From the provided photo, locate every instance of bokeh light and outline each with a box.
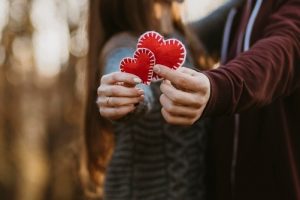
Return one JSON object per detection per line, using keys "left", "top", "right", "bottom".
{"left": 185, "top": 0, "right": 227, "bottom": 22}
{"left": 31, "top": 0, "right": 70, "bottom": 77}
{"left": 0, "top": 0, "right": 9, "bottom": 41}
{"left": 0, "top": 0, "right": 224, "bottom": 199}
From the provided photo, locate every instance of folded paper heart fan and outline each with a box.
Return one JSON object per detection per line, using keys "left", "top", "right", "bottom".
{"left": 120, "top": 48, "right": 155, "bottom": 85}
{"left": 137, "top": 31, "right": 186, "bottom": 80}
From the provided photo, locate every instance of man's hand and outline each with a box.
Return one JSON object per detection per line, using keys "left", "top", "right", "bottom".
{"left": 154, "top": 64, "right": 211, "bottom": 125}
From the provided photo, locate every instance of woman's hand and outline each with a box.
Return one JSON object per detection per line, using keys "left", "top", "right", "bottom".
{"left": 154, "top": 65, "right": 211, "bottom": 126}
{"left": 97, "top": 72, "right": 144, "bottom": 120}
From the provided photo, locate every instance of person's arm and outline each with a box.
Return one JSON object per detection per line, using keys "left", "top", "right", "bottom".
{"left": 203, "top": 0, "right": 300, "bottom": 117}
{"left": 153, "top": 0, "right": 300, "bottom": 125}
{"left": 189, "top": 0, "right": 244, "bottom": 56}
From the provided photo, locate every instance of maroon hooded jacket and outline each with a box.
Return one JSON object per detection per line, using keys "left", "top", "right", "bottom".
{"left": 196, "top": 0, "right": 300, "bottom": 199}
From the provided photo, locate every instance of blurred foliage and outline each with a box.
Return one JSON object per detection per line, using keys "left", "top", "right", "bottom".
{"left": 0, "top": 0, "right": 225, "bottom": 200}
{"left": 0, "top": 0, "right": 88, "bottom": 199}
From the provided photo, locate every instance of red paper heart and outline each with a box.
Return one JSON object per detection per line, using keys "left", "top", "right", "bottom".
{"left": 120, "top": 48, "right": 155, "bottom": 85}
{"left": 137, "top": 31, "right": 186, "bottom": 79}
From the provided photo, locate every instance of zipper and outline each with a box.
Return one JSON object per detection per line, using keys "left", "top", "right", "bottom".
{"left": 220, "top": 5, "right": 239, "bottom": 197}
{"left": 231, "top": 114, "right": 240, "bottom": 197}
{"left": 230, "top": 0, "right": 263, "bottom": 198}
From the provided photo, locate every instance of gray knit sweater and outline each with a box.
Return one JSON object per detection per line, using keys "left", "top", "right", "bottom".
{"left": 102, "top": 33, "right": 207, "bottom": 200}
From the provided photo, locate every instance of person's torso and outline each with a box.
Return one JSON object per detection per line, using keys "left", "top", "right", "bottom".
{"left": 103, "top": 31, "right": 208, "bottom": 200}
{"left": 208, "top": 1, "right": 300, "bottom": 200}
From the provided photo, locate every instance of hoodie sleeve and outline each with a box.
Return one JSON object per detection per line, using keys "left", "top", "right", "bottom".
{"left": 203, "top": 0, "right": 300, "bottom": 117}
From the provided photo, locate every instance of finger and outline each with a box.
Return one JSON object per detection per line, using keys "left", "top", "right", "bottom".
{"left": 173, "top": 67, "right": 197, "bottom": 90}
{"left": 115, "top": 82, "right": 137, "bottom": 88}
{"left": 98, "top": 85, "right": 144, "bottom": 97}
{"left": 159, "top": 94, "right": 198, "bottom": 118}
{"left": 171, "top": 70, "right": 209, "bottom": 93}
{"left": 101, "top": 72, "right": 142, "bottom": 85}
{"left": 99, "top": 105, "right": 135, "bottom": 120}
{"left": 160, "top": 81, "right": 201, "bottom": 107}
{"left": 177, "top": 67, "right": 199, "bottom": 76}
{"left": 161, "top": 108, "right": 195, "bottom": 126}
{"left": 154, "top": 65, "right": 200, "bottom": 91}
{"left": 97, "top": 96, "right": 144, "bottom": 107}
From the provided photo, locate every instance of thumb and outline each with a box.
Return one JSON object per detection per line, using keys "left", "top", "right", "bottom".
{"left": 154, "top": 64, "right": 204, "bottom": 92}
{"left": 153, "top": 64, "right": 183, "bottom": 83}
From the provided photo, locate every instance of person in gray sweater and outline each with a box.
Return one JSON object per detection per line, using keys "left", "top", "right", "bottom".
{"left": 84, "top": 0, "right": 209, "bottom": 199}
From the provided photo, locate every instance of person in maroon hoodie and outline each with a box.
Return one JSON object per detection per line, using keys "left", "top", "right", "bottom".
{"left": 153, "top": 0, "right": 300, "bottom": 199}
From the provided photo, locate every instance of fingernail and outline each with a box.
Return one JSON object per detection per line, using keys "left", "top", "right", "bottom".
{"left": 137, "top": 88, "right": 144, "bottom": 95}
{"left": 133, "top": 77, "right": 142, "bottom": 84}
{"left": 153, "top": 65, "right": 160, "bottom": 73}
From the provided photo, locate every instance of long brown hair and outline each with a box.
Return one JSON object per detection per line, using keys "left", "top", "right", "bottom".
{"left": 85, "top": 0, "right": 158, "bottom": 186}
{"left": 84, "top": 0, "right": 206, "bottom": 188}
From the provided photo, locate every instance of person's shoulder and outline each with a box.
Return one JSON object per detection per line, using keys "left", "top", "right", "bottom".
{"left": 101, "top": 32, "right": 137, "bottom": 58}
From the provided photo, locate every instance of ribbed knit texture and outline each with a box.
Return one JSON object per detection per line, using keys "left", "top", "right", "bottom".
{"left": 104, "top": 83, "right": 207, "bottom": 200}
{"left": 102, "top": 32, "right": 207, "bottom": 200}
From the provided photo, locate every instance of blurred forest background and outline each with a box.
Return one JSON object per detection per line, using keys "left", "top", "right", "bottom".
{"left": 0, "top": 0, "right": 224, "bottom": 200}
